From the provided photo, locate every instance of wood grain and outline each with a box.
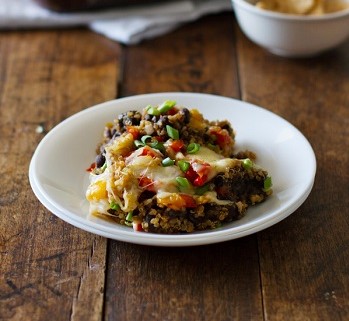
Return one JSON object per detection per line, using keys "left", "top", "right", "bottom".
{"left": 1, "top": 11, "right": 348, "bottom": 321}
{"left": 0, "top": 30, "right": 120, "bottom": 321}
{"left": 121, "top": 13, "right": 239, "bottom": 98}
{"left": 236, "top": 25, "right": 349, "bottom": 320}
{"left": 105, "top": 240, "right": 264, "bottom": 321}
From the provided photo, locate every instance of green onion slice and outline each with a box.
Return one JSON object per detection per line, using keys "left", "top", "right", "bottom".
{"left": 150, "top": 141, "right": 164, "bottom": 152}
{"left": 158, "top": 100, "right": 176, "bottom": 113}
{"left": 242, "top": 158, "right": 253, "bottom": 170}
{"left": 141, "top": 135, "right": 152, "bottom": 145}
{"left": 101, "top": 162, "right": 107, "bottom": 171}
{"left": 187, "top": 143, "right": 200, "bottom": 154}
{"left": 162, "top": 157, "right": 175, "bottom": 167}
{"left": 166, "top": 125, "right": 179, "bottom": 140}
{"left": 178, "top": 160, "right": 190, "bottom": 172}
{"left": 126, "top": 211, "right": 133, "bottom": 222}
{"left": 110, "top": 201, "right": 120, "bottom": 211}
{"left": 125, "top": 211, "right": 133, "bottom": 226}
{"left": 195, "top": 184, "right": 210, "bottom": 196}
{"left": 134, "top": 140, "right": 145, "bottom": 148}
{"left": 146, "top": 106, "right": 161, "bottom": 116}
{"left": 176, "top": 177, "right": 190, "bottom": 188}
{"left": 264, "top": 176, "right": 272, "bottom": 190}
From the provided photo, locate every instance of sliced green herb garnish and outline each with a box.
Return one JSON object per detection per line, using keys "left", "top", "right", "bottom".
{"left": 195, "top": 184, "right": 210, "bottom": 195}
{"left": 178, "top": 160, "right": 190, "bottom": 172}
{"left": 215, "top": 222, "right": 222, "bottom": 228}
{"left": 162, "top": 157, "right": 175, "bottom": 167}
{"left": 264, "top": 176, "right": 272, "bottom": 190}
{"left": 134, "top": 140, "right": 145, "bottom": 148}
{"left": 101, "top": 162, "right": 107, "bottom": 171}
{"left": 242, "top": 158, "right": 253, "bottom": 170}
{"left": 158, "top": 100, "right": 176, "bottom": 113}
{"left": 125, "top": 211, "right": 133, "bottom": 226}
{"left": 166, "top": 125, "right": 179, "bottom": 140}
{"left": 176, "top": 177, "right": 190, "bottom": 188}
{"left": 126, "top": 211, "right": 133, "bottom": 221}
{"left": 146, "top": 106, "right": 161, "bottom": 116}
{"left": 141, "top": 135, "right": 152, "bottom": 144}
{"left": 150, "top": 141, "right": 164, "bottom": 152}
{"left": 110, "top": 201, "right": 120, "bottom": 211}
{"left": 187, "top": 143, "right": 200, "bottom": 154}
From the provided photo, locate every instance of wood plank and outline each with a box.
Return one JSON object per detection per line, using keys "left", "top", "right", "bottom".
{"left": 0, "top": 30, "right": 120, "bottom": 321}
{"left": 104, "top": 13, "right": 264, "bottom": 321}
{"left": 121, "top": 13, "right": 240, "bottom": 98}
{"left": 236, "top": 25, "right": 349, "bottom": 320}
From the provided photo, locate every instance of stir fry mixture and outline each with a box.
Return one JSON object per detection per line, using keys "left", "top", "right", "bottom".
{"left": 86, "top": 100, "right": 272, "bottom": 233}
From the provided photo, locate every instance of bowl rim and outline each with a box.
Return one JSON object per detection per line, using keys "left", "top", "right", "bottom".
{"left": 231, "top": 0, "right": 349, "bottom": 21}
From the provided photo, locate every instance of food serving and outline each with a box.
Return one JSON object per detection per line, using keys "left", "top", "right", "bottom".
{"left": 86, "top": 100, "right": 272, "bottom": 233}
{"left": 255, "top": 0, "right": 349, "bottom": 15}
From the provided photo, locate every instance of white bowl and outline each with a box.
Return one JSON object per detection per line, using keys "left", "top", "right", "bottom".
{"left": 231, "top": 0, "right": 349, "bottom": 57}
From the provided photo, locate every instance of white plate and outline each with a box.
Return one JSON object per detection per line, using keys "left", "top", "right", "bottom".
{"left": 29, "top": 93, "right": 316, "bottom": 247}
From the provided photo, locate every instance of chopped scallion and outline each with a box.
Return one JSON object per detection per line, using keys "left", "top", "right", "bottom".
{"left": 125, "top": 211, "right": 133, "bottom": 226}
{"left": 166, "top": 125, "right": 179, "bottom": 140}
{"left": 176, "top": 177, "right": 190, "bottom": 188}
{"left": 146, "top": 106, "right": 161, "bottom": 116}
{"left": 178, "top": 160, "right": 190, "bottom": 172}
{"left": 141, "top": 135, "right": 152, "bottom": 144}
{"left": 162, "top": 157, "right": 175, "bottom": 167}
{"left": 158, "top": 100, "right": 176, "bottom": 113}
{"left": 134, "top": 140, "right": 145, "bottom": 148}
{"left": 195, "top": 184, "right": 210, "bottom": 195}
{"left": 110, "top": 201, "right": 120, "bottom": 211}
{"left": 264, "top": 176, "right": 272, "bottom": 190}
{"left": 150, "top": 141, "right": 164, "bottom": 152}
{"left": 242, "top": 158, "right": 253, "bottom": 170}
{"left": 187, "top": 143, "right": 200, "bottom": 154}
{"left": 126, "top": 211, "right": 133, "bottom": 222}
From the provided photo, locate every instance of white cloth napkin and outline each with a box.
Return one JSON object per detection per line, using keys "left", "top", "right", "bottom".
{"left": 0, "top": 0, "right": 232, "bottom": 44}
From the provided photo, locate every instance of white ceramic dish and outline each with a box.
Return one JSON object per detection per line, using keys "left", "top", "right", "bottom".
{"left": 29, "top": 93, "right": 316, "bottom": 246}
{"left": 232, "top": 0, "right": 349, "bottom": 57}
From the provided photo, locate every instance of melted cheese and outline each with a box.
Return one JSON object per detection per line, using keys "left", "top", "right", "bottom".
{"left": 88, "top": 145, "right": 242, "bottom": 215}
{"left": 183, "top": 146, "right": 241, "bottom": 180}
{"left": 185, "top": 146, "right": 223, "bottom": 162}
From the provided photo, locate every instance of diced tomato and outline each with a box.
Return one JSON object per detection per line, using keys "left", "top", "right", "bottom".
{"left": 126, "top": 125, "right": 140, "bottom": 139}
{"left": 180, "top": 194, "right": 197, "bottom": 208}
{"left": 209, "top": 128, "right": 233, "bottom": 149}
{"left": 169, "top": 139, "right": 184, "bottom": 153}
{"left": 166, "top": 107, "right": 178, "bottom": 116}
{"left": 138, "top": 176, "right": 155, "bottom": 192}
{"left": 184, "top": 166, "right": 197, "bottom": 181}
{"left": 133, "top": 222, "right": 144, "bottom": 232}
{"left": 193, "top": 174, "right": 208, "bottom": 187}
{"left": 139, "top": 146, "right": 158, "bottom": 158}
{"left": 86, "top": 162, "right": 96, "bottom": 172}
{"left": 185, "top": 161, "right": 210, "bottom": 187}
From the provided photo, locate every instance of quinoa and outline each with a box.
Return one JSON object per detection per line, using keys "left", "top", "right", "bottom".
{"left": 86, "top": 100, "right": 272, "bottom": 233}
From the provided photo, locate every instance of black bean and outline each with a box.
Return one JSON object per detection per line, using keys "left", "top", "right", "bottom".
{"left": 95, "top": 154, "right": 106, "bottom": 168}
{"left": 222, "top": 124, "right": 232, "bottom": 134}
{"left": 180, "top": 108, "right": 191, "bottom": 124}
{"left": 104, "top": 128, "right": 113, "bottom": 139}
{"left": 111, "top": 129, "right": 120, "bottom": 139}
{"left": 144, "top": 114, "right": 152, "bottom": 121}
{"left": 157, "top": 115, "right": 169, "bottom": 127}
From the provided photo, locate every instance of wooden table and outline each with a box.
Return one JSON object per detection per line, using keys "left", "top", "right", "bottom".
{"left": 1, "top": 12, "right": 348, "bottom": 321}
